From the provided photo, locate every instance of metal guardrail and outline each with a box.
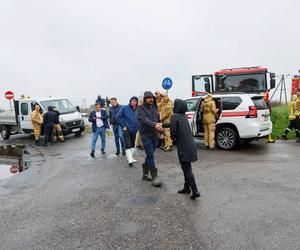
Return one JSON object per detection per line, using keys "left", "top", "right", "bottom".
{"left": 0, "top": 145, "right": 24, "bottom": 172}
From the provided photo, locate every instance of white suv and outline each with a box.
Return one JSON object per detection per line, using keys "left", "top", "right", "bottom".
{"left": 185, "top": 93, "right": 272, "bottom": 150}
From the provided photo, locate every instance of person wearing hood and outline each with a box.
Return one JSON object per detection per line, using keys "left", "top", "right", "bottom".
{"left": 167, "top": 99, "right": 200, "bottom": 199}
{"left": 116, "top": 96, "right": 139, "bottom": 166}
{"left": 282, "top": 94, "right": 299, "bottom": 140}
{"left": 201, "top": 94, "right": 217, "bottom": 150}
{"left": 43, "top": 106, "right": 57, "bottom": 146}
{"left": 137, "top": 91, "right": 163, "bottom": 187}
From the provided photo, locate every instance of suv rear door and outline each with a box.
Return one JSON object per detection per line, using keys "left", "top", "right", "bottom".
{"left": 251, "top": 96, "right": 271, "bottom": 132}
{"left": 185, "top": 98, "right": 201, "bottom": 136}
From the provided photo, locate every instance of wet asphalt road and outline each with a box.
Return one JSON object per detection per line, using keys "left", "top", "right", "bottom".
{"left": 0, "top": 133, "right": 300, "bottom": 250}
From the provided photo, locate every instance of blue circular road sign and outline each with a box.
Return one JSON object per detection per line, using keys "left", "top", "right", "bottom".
{"left": 162, "top": 77, "right": 173, "bottom": 90}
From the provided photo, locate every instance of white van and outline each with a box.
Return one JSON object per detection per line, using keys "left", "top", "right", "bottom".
{"left": 0, "top": 97, "right": 85, "bottom": 140}
{"left": 186, "top": 93, "right": 272, "bottom": 150}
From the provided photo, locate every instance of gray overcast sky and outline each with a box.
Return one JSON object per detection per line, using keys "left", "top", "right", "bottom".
{"left": 1, "top": 0, "right": 300, "bottom": 108}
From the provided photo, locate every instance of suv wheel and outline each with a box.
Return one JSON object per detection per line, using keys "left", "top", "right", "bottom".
{"left": 216, "top": 127, "right": 238, "bottom": 150}
{"left": 0, "top": 126, "right": 11, "bottom": 140}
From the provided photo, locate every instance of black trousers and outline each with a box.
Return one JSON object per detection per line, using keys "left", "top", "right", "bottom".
{"left": 181, "top": 162, "right": 199, "bottom": 194}
{"left": 44, "top": 125, "right": 54, "bottom": 145}
{"left": 123, "top": 131, "right": 136, "bottom": 149}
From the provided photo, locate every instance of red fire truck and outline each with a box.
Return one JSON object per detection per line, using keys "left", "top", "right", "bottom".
{"left": 192, "top": 66, "right": 276, "bottom": 100}
{"left": 291, "top": 74, "right": 300, "bottom": 96}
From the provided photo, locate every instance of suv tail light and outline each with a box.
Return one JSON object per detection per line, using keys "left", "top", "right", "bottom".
{"left": 246, "top": 106, "right": 257, "bottom": 118}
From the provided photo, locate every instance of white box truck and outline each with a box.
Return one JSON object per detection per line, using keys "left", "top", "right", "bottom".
{"left": 0, "top": 97, "right": 85, "bottom": 140}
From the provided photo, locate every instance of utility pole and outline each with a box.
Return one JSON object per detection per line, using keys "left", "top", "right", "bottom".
{"left": 270, "top": 74, "right": 289, "bottom": 104}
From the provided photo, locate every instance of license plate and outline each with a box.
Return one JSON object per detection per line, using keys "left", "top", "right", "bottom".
{"left": 72, "top": 128, "right": 80, "bottom": 132}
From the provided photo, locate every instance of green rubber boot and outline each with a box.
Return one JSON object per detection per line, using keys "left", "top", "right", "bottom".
{"left": 142, "top": 164, "right": 152, "bottom": 182}
{"left": 149, "top": 168, "right": 162, "bottom": 187}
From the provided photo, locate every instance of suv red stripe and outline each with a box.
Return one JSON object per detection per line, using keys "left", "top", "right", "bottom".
{"left": 222, "top": 111, "right": 248, "bottom": 117}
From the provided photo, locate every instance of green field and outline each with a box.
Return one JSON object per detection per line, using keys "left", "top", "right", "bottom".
{"left": 271, "top": 105, "right": 297, "bottom": 139}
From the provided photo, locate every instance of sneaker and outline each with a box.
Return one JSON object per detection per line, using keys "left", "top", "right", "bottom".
{"left": 282, "top": 134, "right": 288, "bottom": 140}
{"left": 101, "top": 150, "right": 106, "bottom": 154}
{"left": 116, "top": 151, "right": 120, "bottom": 155}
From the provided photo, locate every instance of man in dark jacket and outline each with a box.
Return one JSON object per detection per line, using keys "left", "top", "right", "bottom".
{"left": 170, "top": 99, "right": 200, "bottom": 199}
{"left": 116, "top": 96, "right": 139, "bottom": 167}
{"left": 89, "top": 103, "right": 110, "bottom": 157}
{"left": 137, "top": 91, "right": 163, "bottom": 186}
{"left": 109, "top": 97, "right": 125, "bottom": 155}
{"left": 43, "top": 106, "right": 57, "bottom": 146}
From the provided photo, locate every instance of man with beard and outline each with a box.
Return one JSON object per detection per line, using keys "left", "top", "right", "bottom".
{"left": 137, "top": 91, "right": 164, "bottom": 186}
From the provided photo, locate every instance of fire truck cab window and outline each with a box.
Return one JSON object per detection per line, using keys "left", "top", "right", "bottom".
{"left": 217, "top": 74, "right": 266, "bottom": 92}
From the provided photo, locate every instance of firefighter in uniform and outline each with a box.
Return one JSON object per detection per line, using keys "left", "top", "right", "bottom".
{"left": 201, "top": 94, "right": 217, "bottom": 150}
{"left": 135, "top": 96, "right": 144, "bottom": 149}
{"left": 31, "top": 104, "right": 43, "bottom": 146}
{"left": 160, "top": 93, "right": 173, "bottom": 151}
{"left": 295, "top": 90, "right": 300, "bottom": 143}
{"left": 53, "top": 107, "right": 64, "bottom": 142}
{"left": 155, "top": 90, "right": 163, "bottom": 112}
{"left": 282, "top": 94, "right": 299, "bottom": 139}
{"left": 264, "top": 93, "right": 275, "bottom": 143}
{"left": 154, "top": 90, "right": 165, "bottom": 148}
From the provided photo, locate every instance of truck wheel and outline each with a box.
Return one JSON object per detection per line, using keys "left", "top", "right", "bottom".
{"left": 0, "top": 126, "right": 11, "bottom": 140}
{"left": 216, "top": 127, "right": 239, "bottom": 150}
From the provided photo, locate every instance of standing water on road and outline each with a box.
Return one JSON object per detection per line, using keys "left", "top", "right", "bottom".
{"left": 0, "top": 164, "right": 18, "bottom": 180}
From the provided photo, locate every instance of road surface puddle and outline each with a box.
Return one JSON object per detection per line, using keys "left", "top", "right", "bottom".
{"left": 0, "top": 164, "right": 19, "bottom": 180}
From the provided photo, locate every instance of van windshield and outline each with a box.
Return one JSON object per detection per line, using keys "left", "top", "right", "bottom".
{"left": 40, "top": 99, "right": 77, "bottom": 114}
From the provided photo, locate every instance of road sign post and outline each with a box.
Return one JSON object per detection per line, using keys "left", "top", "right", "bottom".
{"left": 162, "top": 77, "right": 173, "bottom": 94}
{"left": 4, "top": 91, "right": 14, "bottom": 110}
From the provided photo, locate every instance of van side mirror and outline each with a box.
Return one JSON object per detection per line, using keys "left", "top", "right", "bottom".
{"left": 205, "top": 83, "right": 211, "bottom": 92}
{"left": 270, "top": 72, "right": 276, "bottom": 79}
{"left": 270, "top": 78, "right": 276, "bottom": 89}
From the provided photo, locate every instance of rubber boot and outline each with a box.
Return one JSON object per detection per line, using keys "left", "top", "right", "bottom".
{"left": 142, "top": 164, "right": 152, "bottom": 181}
{"left": 149, "top": 168, "right": 162, "bottom": 187}
{"left": 125, "top": 149, "right": 133, "bottom": 167}
{"left": 131, "top": 148, "right": 137, "bottom": 163}
{"left": 266, "top": 134, "right": 275, "bottom": 143}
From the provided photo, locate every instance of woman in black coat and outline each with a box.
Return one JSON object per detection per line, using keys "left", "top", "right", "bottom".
{"left": 170, "top": 99, "right": 200, "bottom": 199}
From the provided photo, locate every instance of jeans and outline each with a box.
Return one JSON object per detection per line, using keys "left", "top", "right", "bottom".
{"left": 113, "top": 125, "right": 125, "bottom": 152}
{"left": 142, "top": 136, "right": 157, "bottom": 168}
{"left": 91, "top": 127, "right": 106, "bottom": 152}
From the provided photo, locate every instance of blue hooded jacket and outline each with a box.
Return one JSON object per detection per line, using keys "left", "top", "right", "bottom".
{"left": 116, "top": 97, "right": 139, "bottom": 134}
